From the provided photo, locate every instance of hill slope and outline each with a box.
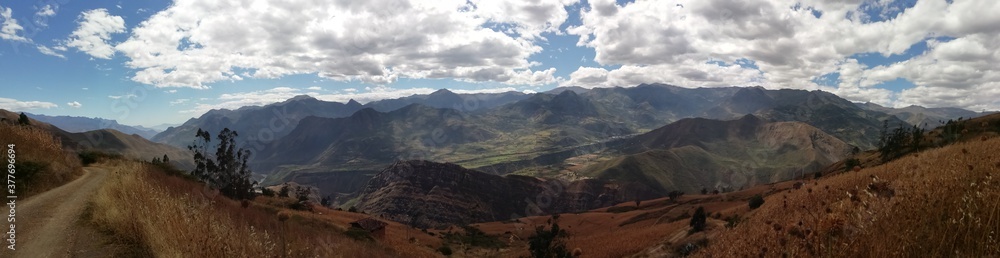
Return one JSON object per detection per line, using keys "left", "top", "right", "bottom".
{"left": 696, "top": 135, "right": 1000, "bottom": 257}
{"left": 584, "top": 115, "right": 851, "bottom": 194}
{"left": 354, "top": 160, "right": 660, "bottom": 229}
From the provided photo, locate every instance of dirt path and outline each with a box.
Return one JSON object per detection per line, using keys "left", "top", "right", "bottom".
{"left": 1, "top": 167, "right": 115, "bottom": 258}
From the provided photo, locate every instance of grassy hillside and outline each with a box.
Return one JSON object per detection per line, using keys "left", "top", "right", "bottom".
{"left": 0, "top": 121, "right": 83, "bottom": 198}
{"left": 695, "top": 136, "right": 1000, "bottom": 257}
{"left": 88, "top": 159, "right": 433, "bottom": 257}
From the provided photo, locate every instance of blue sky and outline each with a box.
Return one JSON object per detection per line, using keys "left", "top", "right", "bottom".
{"left": 2, "top": 0, "right": 999, "bottom": 127}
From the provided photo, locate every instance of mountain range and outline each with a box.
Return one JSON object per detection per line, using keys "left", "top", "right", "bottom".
{"left": 26, "top": 113, "right": 161, "bottom": 139}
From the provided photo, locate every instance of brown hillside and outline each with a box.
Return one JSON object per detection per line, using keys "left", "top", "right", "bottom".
{"left": 586, "top": 115, "right": 851, "bottom": 193}
{"left": 694, "top": 136, "right": 1000, "bottom": 257}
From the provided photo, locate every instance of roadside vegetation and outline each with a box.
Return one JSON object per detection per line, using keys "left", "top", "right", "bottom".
{"left": 0, "top": 119, "right": 82, "bottom": 198}
{"left": 88, "top": 159, "right": 400, "bottom": 257}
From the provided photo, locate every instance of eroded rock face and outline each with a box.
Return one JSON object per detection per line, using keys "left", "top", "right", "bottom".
{"left": 354, "top": 160, "right": 658, "bottom": 229}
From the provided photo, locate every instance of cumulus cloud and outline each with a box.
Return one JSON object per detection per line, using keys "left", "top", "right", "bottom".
{"left": 115, "top": 0, "right": 570, "bottom": 89}
{"left": 565, "top": 0, "right": 1000, "bottom": 110}
{"left": 1, "top": 5, "right": 30, "bottom": 42}
{"left": 36, "top": 5, "right": 56, "bottom": 17}
{"left": 67, "top": 101, "right": 82, "bottom": 108}
{"left": 0, "top": 97, "right": 58, "bottom": 110}
{"left": 66, "top": 9, "right": 125, "bottom": 59}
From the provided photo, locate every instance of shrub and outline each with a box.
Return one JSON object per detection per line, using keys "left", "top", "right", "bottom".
{"left": 668, "top": 190, "right": 684, "bottom": 201}
{"left": 437, "top": 245, "right": 453, "bottom": 256}
{"left": 748, "top": 194, "right": 765, "bottom": 210}
{"left": 261, "top": 187, "right": 275, "bottom": 197}
{"left": 724, "top": 214, "right": 740, "bottom": 229}
{"left": 689, "top": 207, "right": 707, "bottom": 233}
{"left": 844, "top": 158, "right": 861, "bottom": 172}
{"left": 528, "top": 223, "right": 573, "bottom": 258}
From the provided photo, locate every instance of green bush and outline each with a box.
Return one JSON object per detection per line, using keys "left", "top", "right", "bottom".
{"left": 748, "top": 194, "right": 765, "bottom": 210}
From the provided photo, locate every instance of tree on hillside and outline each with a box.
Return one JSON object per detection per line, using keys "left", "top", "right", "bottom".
{"left": 528, "top": 222, "right": 573, "bottom": 258}
{"left": 188, "top": 128, "right": 256, "bottom": 200}
{"left": 17, "top": 112, "right": 30, "bottom": 125}
{"left": 689, "top": 207, "right": 707, "bottom": 233}
{"left": 162, "top": 154, "right": 170, "bottom": 164}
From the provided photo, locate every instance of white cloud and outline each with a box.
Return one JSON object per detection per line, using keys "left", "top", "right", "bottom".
{"left": 107, "top": 93, "right": 137, "bottom": 99}
{"left": 37, "top": 45, "right": 65, "bottom": 58}
{"left": 1, "top": 6, "right": 30, "bottom": 42}
{"left": 169, "top": 98, "right": 189, "bottom": 106}
{"left": 565, "top": 0, "right": 1000, "bottom": 110}
{"left": 115, "top": 0, "right": 570, "bottom": 89}
{"left": 36, "top": 5, "right": 56, "bottom": 17}
{"left": 65, "top": 9, "right": 125, "bottom": 59}
{"left": 82, "top": 87, "right": 89, "bottom": 90}
{"left": 67, "top": 101, "right": 82, "bottom": 108}
{"left": 0, "top": 97, "right": 58, "bottom": 110}
{"left": 306, "top": 86, "right": 323, "bottom": 91}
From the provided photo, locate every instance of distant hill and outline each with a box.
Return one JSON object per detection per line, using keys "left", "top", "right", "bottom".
{"left": 582, "top": 115, "right": 852, "bottom": 194}
{"left": 26, "top": 113, "right": 160, "bottom": 139}
{"left": 67, "top": 129, "right": 194, "bottom": 170}
{"left": 1, "top": 109, "right": 193, "bottom": 170}
{"left": 354, "top": 160, "right": 659, "bottom": 229}
{"left": 856, "top": 102, "right": 984, "bottom": 129}
{"left": 254, "top": 104, "right": 496, "bottom": 174}
{"left": 152, "top": 95, "right": 365, "bottom": 148}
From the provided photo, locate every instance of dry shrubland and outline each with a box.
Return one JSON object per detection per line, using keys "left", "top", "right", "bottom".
{"left": 0, "top": 123, "right": 82, "bottom": 198}
{"left": 698, "top": 137, "right": 1000, "bottom": 257}
{"left": 89, "top": 159, "right": 401, "bottom": 257}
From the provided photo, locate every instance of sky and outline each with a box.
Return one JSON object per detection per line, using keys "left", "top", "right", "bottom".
{"left": 1, "top": 0, "right": 999, "bottom": 127}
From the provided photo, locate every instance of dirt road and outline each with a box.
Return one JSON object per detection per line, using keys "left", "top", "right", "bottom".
{"left": 1, "top": 167, "right": 113, "bottom": 258}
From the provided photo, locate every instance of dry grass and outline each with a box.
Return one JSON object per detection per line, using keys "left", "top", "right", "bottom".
{"left": 89, "top": 159, "right": 403, "bottom": 257}
{"left": 0, "top": 123, "right": 82, "bottom": 198}
{"left": 697, "top": 137, "right": 1000, "bottom": 257}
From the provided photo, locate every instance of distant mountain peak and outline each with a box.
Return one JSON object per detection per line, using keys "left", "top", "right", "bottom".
{"left": 346, "top": 99, "right": 362, "bottom": 106}
{"left": 287, "top": 94, "right": 317, "bottom": 101}
{"left": 430, "top": 88, "right": 456, "bottom": 95}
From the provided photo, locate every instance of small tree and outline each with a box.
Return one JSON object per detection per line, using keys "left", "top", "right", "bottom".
{"left": 528, "top": 223, "right": 573, "bottom": 258}
{"left": 17, "top": 112, "right": 30, "bottom": 126}
{"left": 278, "top": 185, "right": 290, "bottom": 197}
{"left": 162, "top": 154, "right": 170, "bottom": 164}
{"left": 701, "top": 188, "right": 708, "bottom": 195}
{"left": 668, "top": 190, "right": 684, "bottom": 201}
{"left": 188, "top": 128, "right": 256, "bottom": 200}
{"left": 844, "top": 158, "right": 861, "bottom": 172}
{"left": 689, "top": 207, "right": 707, "bottom": 233}
{"left": 748, "top": 194, "right": 765, "bottom": 210}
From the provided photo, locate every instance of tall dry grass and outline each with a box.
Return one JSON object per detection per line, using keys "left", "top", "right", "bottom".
{"left": 0, "top": 123, "right": 82, "bottom": 197}
{"left": 698, "top": 137, "right": 1000, "bottom": 257}
{"left": 89, "top": 159, "right": 400, "bottom": 257}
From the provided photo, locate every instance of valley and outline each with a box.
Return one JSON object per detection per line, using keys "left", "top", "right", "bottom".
{"left": 5, "top": 1, "right": 999, "bottom": 257}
